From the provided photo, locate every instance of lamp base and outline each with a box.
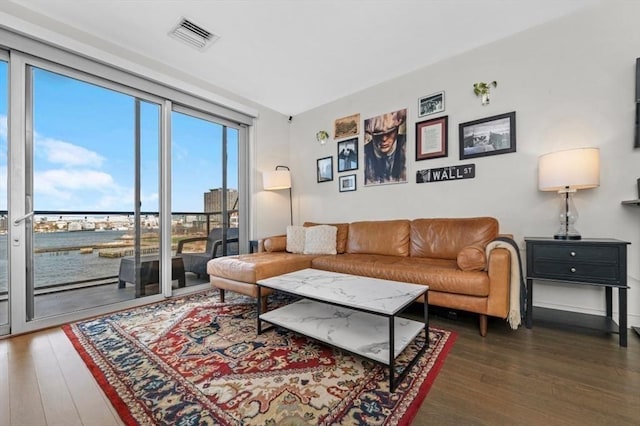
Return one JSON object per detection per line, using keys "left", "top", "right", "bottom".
{"left": 554, "top": 234, "right": 581, "bottom": 240}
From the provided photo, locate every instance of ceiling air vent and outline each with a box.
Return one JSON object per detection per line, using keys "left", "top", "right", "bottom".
{"left": 169, "top": 18, "right": 219, "bottom": 51}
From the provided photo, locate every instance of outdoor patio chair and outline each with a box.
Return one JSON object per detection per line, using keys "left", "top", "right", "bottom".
{"left": 176, "top": 227, "right": 239, "bottom": 279}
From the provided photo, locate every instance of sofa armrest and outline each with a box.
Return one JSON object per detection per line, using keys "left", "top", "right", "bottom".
{"left": 258, "top": 234, "right": 287, "bottom": 252}
{"left": 485, "top": 246, "right": 511, "bottom": 318}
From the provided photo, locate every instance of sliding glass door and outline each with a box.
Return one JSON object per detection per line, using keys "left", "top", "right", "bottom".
{"left": 0, "top": 53, "right": 8, "bottom": 334}
{"left": 2, "top": 27, "right": 251, "bottom": 335}
{"left": 170, "top": 108, "right": 241, "bottom": 284}
{"left": 26, "top": 64, "right": 161, "bottom": 320}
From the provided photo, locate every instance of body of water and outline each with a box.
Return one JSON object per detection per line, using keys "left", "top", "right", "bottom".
{"left": 0, "top": 230, "right": 138, "bottom": 292}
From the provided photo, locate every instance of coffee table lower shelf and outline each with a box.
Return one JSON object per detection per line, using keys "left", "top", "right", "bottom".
{"left": 258, "top": 299, "right": 427, "bottom": 392}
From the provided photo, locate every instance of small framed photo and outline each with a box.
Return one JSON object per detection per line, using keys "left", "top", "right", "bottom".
{"left": 339, "top": 174, "right": 356, "bottom": 192}
{"left": 418, "top": 91, "right": 445, "bottom": 117}
{"left": 334, "top": 113, "right": 360, "bottom": 140}
{"left": 415, "top": 116, "right": 448, "bottom": 161}
{"left": 317, "top": 156, "right": 334, "bottom": 183}
{"left": 337, "top": 137, "right": 358, "bottom": 172}
{"left": 459, "top": 111, "right": 516, "bottom": 160}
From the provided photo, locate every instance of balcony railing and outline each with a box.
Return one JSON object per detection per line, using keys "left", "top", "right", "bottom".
{"left": 0, "top": 210, "right": 239, "bottom": 296}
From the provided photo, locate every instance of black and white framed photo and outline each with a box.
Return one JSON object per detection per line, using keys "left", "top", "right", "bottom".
{"left": 459, "top": 111, "right": 516, "bottom": 160}
{"left": 317, "top": 156, "right": 333, "bottom": 182}
{"left": 339, "top": 174, "right": 356, "bottom": 192}
{"left": 418, "top": 91, "right": 445, "bottom": 117}
{"left": 416, "top": 116, "right": 448, "bottom": 161}
{"left": 337, "top": 137, "right": 358, "bottom": 172}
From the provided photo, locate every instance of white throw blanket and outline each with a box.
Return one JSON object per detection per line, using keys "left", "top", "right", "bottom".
{"left": 485, "top": 238, "right": 525, "bottom": 330}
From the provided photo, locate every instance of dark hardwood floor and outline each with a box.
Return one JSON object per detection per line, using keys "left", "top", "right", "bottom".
{"left": 1, "top": 299, "right": 638, "bottom": 425}
{"left": 417, "top": 310, "right": 640, "bottom": 425}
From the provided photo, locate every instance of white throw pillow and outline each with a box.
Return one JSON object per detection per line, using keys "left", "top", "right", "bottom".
{"left": 286, "top": 225, "right": 306, "bottom": 253}
{"left": 303, "top": 225, "right": 337, "bottom": 255}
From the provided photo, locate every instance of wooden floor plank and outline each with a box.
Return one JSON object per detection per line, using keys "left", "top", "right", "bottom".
{"left": 419, "top": 313, "right": 640, "bottom": 425}
{"left": 0, "top": 349, "right": 10, "bottom": 426}
{"left": 7, "top": 335, "right": 47, "bottom": 426}
{"left": 31, "top": 333, "right": 83, "bottom": 426}
{"left": 47, "top": 329, "right": 122, "bottom": 426}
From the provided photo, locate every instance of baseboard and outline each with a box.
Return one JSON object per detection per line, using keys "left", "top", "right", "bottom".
{"left": 534, "top": 302, "right": 640, "bottom": 330}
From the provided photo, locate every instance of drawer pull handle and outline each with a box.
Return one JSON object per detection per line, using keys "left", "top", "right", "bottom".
{"left": 570, "top": 251, "right": 576, "bottom": 257}
{"left": 570, "top": 267, "right": 576, "bottom": 273}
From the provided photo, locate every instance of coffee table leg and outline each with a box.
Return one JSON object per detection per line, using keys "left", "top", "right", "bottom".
{"left": 389, "top": 315, "right": 395, "bottom": 392}
{"left": 424, "top": 291, "right": 430, "bottom": 349}
{"left": 257, "top": 285, "right": 263, "bottom": 335}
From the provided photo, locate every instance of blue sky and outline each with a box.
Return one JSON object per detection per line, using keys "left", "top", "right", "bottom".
{"left": 0, "top": 64, "right": 238, "bottom": 212}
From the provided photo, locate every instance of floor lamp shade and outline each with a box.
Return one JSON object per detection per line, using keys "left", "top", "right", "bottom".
{"left": 263, "top": 166, "right": 293, "bottom": 226}
{"left": 263, "top": 169, "right": 291, "bottom": 190}
{"left": 538, "top": 147, "right": 600, "bottom": 240}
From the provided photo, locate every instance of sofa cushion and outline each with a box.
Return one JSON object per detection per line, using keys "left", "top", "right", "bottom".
{"left": 311, "top": 253, "right": 489, "bottom": 297}
{"left": 303, "top": 225, "right": 337, "bottom": 255}
{"left": 410, "top": 217, "right": 498, "bottom": 260}
{"left": 347, "top": 220, "right": 410, "bottom": 257}
{"left": 207, "top": 252, "right": 315, "bottom": 283}
{"left": 457, "top": 245, "right": 487, "bottom": 271}
{"left": 303, "top": 222, "right": 349, "bottom": 253}
{"left": 286, "top": 225, "right": 306, "bottom": 253}
{"left": 263, "top": 235, "right": 287, "bottom": 252}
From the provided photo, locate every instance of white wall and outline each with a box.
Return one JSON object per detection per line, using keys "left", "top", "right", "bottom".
{"left": 287, "top": 1, "right": 640, "bottom": 327}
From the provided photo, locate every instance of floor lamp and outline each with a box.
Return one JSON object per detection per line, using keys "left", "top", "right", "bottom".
{"left": 263, "top": 165, "right": 293, "bottom": 226}
{"left": 538, "top": 147, "right": 600, "bottom": 240}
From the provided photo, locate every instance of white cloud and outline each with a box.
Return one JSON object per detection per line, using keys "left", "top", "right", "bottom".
{"left": 34, "top": 169, "right": 134, "bottom": 210}
{"left": 36, "top": 137, "right": 105, "bottom": 168}
{"left": 35, "top": 169, "right": 114, "bottom": 192}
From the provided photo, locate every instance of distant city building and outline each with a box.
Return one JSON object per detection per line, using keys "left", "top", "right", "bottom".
{"left": 204, "top": 188, "right": 239, "bottom": 228}
{"left": 204, "top": 188, "right": 238, "bottom": 213}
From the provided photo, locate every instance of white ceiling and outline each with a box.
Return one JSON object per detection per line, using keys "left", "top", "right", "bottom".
{"left": 4, "top": 0, "right": 598, "bottom": 116}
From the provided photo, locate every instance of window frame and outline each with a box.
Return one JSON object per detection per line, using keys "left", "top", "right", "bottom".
{"left": 2, "top": 29, "right": 251, "bottom": 334}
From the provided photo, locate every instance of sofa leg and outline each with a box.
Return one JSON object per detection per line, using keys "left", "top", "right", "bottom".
{"left": 260, "top": 296, "right": 268, "bottom": 313}
{"left": 219, "top": 289, "right": 225, "bottom": 303}
{"left": 479, "top": 314, "right": 488, "bottom": 337}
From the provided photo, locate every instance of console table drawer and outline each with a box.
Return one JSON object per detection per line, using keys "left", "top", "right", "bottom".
{"left": 532, "top": 260, "right": 620, "bottom": 283}
{"left": 531, "top": 244, "right": 618, "bottom": 263}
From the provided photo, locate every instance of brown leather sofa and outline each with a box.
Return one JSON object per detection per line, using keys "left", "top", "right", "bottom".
{"left": 207, "top": 217, "right": 511, "bottom": 336}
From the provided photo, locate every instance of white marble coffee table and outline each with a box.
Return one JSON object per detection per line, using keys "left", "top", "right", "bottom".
{"left": 256, "top": 268, "right": 429, "bottom": 392}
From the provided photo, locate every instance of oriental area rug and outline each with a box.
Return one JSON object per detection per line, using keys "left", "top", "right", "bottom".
{"left": 63, "top": 290, "right": 456, "bottom": 425}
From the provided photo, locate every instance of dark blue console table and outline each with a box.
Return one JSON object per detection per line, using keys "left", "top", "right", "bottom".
{"left": 525, "top": 237, "right": 630, "bottom": 347}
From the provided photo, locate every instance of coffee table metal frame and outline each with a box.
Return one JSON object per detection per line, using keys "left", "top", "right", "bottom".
{"left": 256, "top": 272, "right": 429, "bottom": 392}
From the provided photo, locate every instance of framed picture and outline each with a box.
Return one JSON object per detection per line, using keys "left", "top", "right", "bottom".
{"left": 415, "top": 116, "right": 448, "bottom": 161}
{"left": 418, "top": 91, "right": 445, "bottom": 117}
{"left": 339, "top": 174, "right": 356, "bottom": 192}
{"left": 317, "top": 156, "right": 333, "bottom": 183}
{"left": 459, "top": 111, "right": 516, "bottom": 160}
{"left": 337, "top": 137, "right": 358, "bottom": 172}
{"left": 334, "top": 113, "right": 360, "bottom": 140}
{"left": 363, "top": 108, "right": 408, "bottom": 186}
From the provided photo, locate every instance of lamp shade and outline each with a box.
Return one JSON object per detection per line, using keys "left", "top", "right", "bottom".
{"left": 263, "top": 169, "right": 291, "bottom": 190}
{"left": 538, "top": 147, "right": 600, "bottom": 192}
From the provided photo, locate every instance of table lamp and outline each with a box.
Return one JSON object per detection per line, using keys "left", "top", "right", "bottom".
{"left": 538, "top": 147, "right": 600, "bottom": 240}
{"left": 263, "top": 165, "right": 293, "bottom": 225}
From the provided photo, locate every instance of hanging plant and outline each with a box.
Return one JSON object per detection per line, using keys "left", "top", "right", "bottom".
{"left": 473, "top": 81, "right": 497, "bottom": 105}
{"left": 316, "top": 130, "right": 330, "bottom": 144}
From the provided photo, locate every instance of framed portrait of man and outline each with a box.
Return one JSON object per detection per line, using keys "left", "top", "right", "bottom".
{"left": 363, "top": 108, "right": 408, "bottom": 186}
